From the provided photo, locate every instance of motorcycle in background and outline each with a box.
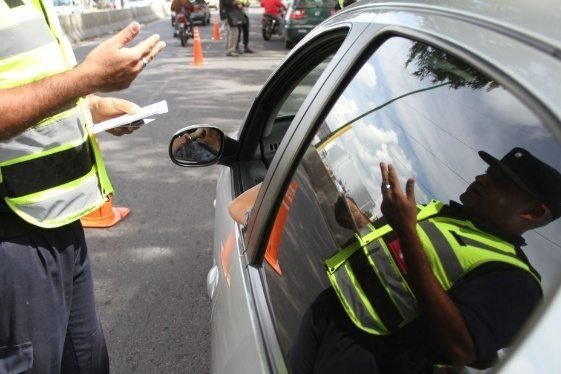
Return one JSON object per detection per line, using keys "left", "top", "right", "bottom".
{"left": 261, "top": 13, "right": 283, "bottom": 41}
{"left": 175, "top": 12, "right": 193, "bottom": 46}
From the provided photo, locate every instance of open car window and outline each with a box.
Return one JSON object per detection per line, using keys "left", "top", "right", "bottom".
{"left": 261, "top": 35, "right": 561, "bottom": 369}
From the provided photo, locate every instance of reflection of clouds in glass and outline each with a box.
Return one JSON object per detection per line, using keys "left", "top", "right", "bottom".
{"left": 355, "top": 62, "right": 378, "bottom": 90}
{"left": 326, "top": 95, "right": 360, "bottom": 130}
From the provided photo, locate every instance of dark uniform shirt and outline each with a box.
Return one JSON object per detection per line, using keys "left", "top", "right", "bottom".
{"left": 289, "top": 201, "right": 542, "bottom": 373}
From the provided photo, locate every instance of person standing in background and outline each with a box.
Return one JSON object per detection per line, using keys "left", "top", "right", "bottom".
{"left": 236, "top": 0, "right": 253, "bottom": 54}
{"left": 223, "top": 0, "right": 244, "bottom": 56}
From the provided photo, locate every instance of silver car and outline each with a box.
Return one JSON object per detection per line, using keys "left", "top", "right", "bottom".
{"left": 170, "top": 0, "right": 561, "bottom": 372}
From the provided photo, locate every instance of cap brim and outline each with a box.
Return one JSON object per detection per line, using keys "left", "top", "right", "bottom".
{"left": 478, "top": 150, "right": 500, "bottom": 168}
{"left": 478, "top": 150, "right": 540, "bottom": 201}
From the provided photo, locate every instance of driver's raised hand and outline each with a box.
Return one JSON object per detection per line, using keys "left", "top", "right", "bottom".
{"left": 76, "top": 22, "right": 166, "bottom": 92}
{"left": 379, "top": 162, "right": 418, "bottom": 235}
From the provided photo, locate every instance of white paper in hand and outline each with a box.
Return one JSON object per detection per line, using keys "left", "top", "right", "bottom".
{"left": 93, "top": 100, "right": 168, "bottom": 134}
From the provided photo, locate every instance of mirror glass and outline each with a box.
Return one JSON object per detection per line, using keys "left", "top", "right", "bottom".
{"left": 170, "top": 126, "right": 224, "bottom": 166}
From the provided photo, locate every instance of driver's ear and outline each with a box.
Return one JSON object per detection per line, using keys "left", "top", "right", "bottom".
{"left": 520, "top": 203, "right": 551, "bottom": 225}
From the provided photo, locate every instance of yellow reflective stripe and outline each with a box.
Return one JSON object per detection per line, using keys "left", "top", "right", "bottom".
{"left": 4, "top": 167, "right": 104, "bottom": 227}
{"left": 87, "top": 133, "right": 114, "bottom": 196}
{"left": 0, "top": 109, "right": 85, "bottom": 164}
{"left": 0, "top": 42, "right": 67, "bottom": 89}
{"left": 0, "top": 17, "right": 53, "bottom": 58}
{"left": 325, "top": 238, "right": 363, "bottom": 272}
{"left": 439, "top": 218, "right": 514, "bottom": 253}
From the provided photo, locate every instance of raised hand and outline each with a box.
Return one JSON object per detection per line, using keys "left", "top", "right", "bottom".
{"left": 379, "top": 162, "right": 418, "bottom": 235}
{"left": 77, "top": 22, "right": 166, "bottom": 92}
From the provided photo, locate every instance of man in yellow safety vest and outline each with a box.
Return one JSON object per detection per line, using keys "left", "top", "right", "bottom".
{"left": 0, "top": 1, "right": 165, "bottom": 371}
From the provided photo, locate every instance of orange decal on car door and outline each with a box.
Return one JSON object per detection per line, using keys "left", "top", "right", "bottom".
{"left": 265, "top": 180, "right": 299, "bottom": 275}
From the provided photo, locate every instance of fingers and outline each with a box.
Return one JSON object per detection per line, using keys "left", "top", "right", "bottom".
{"left": 111, "top": 98, "right": 141, "bottom": 115}
{"left": 405, "top": 178, "right": 416, "bottom": 201}
{"left": 380, "top": 162, "right": 415, "bottom": 201}
{"left": 112, "top": 22, "right": 141, "bottom": 48}
{"left": 148, "top": 41, "right": 166, "bottom": 62}
{"left": 380, "top": 162, "right": 390, "bottom": 194}
{"left": 132, "top": 34, "right": 162, "bottom": 60}
{"left": 380, "top": 162, "right": 401, "bottom": 194}
{"left": 387, "top": 164, "right": 400, "bottom": 190}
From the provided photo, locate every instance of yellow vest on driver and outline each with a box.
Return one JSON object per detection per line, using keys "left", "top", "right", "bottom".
{"left": 0, "top": 0, "right": 113, "bottom": 228}
{"left": 325, "top": 200, "right": 541, "bottom": 335}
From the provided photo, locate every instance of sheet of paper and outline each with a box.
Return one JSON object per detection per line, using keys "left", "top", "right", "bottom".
{"left": 93, "top": 100, "right": 168, "bottom": 134}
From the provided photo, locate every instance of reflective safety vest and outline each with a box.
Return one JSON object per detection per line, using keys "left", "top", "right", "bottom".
{"left": 325, "top": 200, "right": 541, "bottom": 335}
{"left": 0, "top": 0, "right": 113, "bottom": 228}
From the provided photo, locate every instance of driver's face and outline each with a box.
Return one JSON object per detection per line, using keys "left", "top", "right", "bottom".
{"left": 460, "top": 167, "right": 536, "bottom": 225}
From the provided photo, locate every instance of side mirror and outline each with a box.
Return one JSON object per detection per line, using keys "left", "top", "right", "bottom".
{"left": 169, "top": 125, "right": 225, "bottom": 167}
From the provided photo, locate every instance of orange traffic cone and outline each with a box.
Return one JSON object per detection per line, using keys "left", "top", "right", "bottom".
{"left": 212, "top": 16, "right": 221, "bottom": 40}
{"left": 81, "top": 136, "right": 131, "bottom": 228}
{"left": 81, "top": 196, "right": 131, "bottom": 228}
{"left": 192, "top": 26, "right": 206, "bottom": 66}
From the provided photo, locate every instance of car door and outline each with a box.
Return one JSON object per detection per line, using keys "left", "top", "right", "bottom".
{"left": 243, "top": 14, "right": 561, "bottom": 373}
{"left": 209, "top": 24, "right": 373, "bottom": 374}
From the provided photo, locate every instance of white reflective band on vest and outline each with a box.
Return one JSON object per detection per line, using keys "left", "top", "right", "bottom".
{"left": 325, "top": 201, "right": 540, "bottom": 335}
{"left": 0, "top": 109, "right": 85, "bottom": 164}
{"left": 5, "top": 169, "right": 105, "bottom": 226}
{"left": 0, "top": 17, "right": 53, "bottom": 58}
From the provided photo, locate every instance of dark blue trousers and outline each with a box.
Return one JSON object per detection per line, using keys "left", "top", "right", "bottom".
{"left": 0, "top": 220, "right": 109, "bottom": 374}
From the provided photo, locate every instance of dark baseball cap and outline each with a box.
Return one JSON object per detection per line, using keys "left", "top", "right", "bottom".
{"left": 479, "top": 147, "right": 561, "bottom": 220}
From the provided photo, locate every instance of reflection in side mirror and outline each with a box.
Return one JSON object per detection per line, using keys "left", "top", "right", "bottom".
{"left": 169, "top": 125, "right": 224, "bottom": 167}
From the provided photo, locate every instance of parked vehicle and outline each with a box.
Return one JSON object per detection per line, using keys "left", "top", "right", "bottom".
{"left": 176, "top": 12, "right": 193, "bottom": 46}
{"left": 261, "top": 13, "right": 284, "bottom": 41}
{"left": 170, "top": 0, "right": 561, "bottom": 372}
{"left": 283, "top": 0, "right": 336, "bottom": 48}
{"left": 190, "top": 0, "right": 211, "bottom": 25}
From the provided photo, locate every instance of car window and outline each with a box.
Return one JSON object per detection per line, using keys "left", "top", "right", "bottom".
{"left": 277, "top": 59, "right": 333, "bottom": 118}
{"left": 262, "top": 36, "right": 561, "bottom": 364}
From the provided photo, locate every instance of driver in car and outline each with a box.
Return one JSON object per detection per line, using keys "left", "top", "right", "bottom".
{"left": 228, "top": 147, "right": 561, "bottom": 373}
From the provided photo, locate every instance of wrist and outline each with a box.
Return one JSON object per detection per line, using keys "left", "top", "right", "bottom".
{"left": 72, "top": 63, "right": 100, "bottom": 95}
{"left": 395, "top": 223, "right": 418, "bottom": 241}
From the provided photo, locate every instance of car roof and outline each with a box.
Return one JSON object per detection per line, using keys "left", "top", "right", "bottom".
{"left": 349, "top": 0, "right": 561, "bottom": 52}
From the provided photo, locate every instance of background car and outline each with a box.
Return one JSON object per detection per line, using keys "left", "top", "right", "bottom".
{"left": 283, "top": 0, "right": 337, "bottom": 49}
{"left": 190, "top": 0, "right": 212, "bottom": 25}
{"left": 170, "top": 0, "right": 561, "bottom": 372}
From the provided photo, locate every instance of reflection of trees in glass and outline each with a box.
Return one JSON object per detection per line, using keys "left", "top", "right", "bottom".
{"left": 405, "top": 42, "right": 499, "bottom": 90}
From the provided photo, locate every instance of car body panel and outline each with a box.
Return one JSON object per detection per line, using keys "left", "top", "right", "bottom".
{"left": 209, "top": 167, "right": 272, "bottom": 374}
{"left": 206, "top": 1, "right": 561, "bottom": 373}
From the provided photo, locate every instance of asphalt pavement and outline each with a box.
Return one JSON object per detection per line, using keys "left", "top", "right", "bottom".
{"left": 72, "top": 7, "right": 288, "bottom": 373}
